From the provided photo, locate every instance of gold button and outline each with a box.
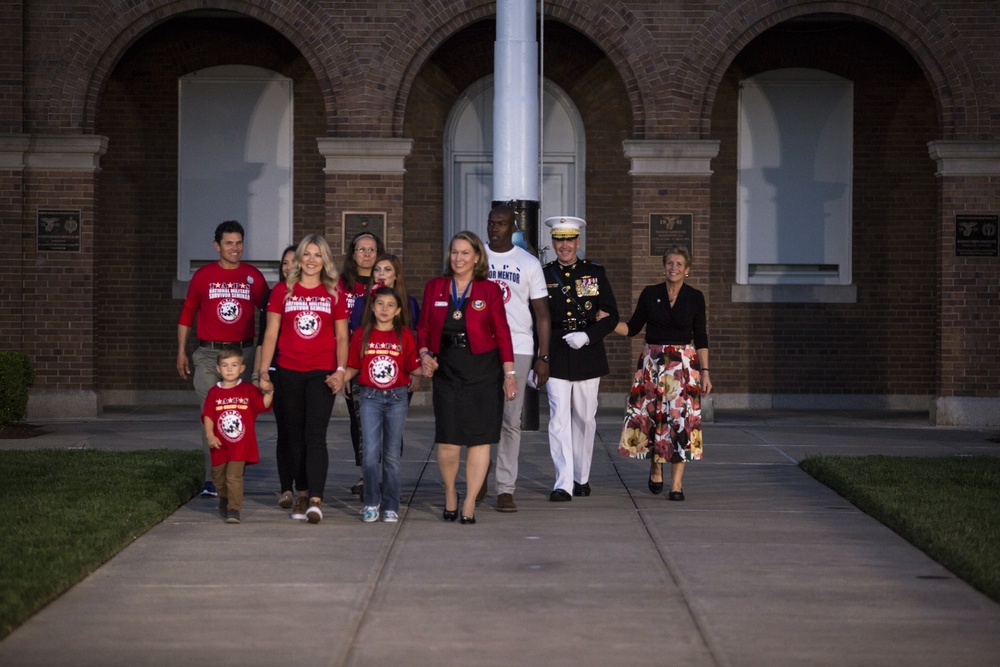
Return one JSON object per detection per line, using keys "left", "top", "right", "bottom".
{"left": 566, "top": 311, "right": 572, "bottom": 316}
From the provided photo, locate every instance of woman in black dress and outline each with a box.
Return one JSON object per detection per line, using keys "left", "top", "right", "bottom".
{"left": 612, "top": 245, "right": 712, "bottom": 500}
{"left": 417, "top": 232, "right": 516, "bottom": 524}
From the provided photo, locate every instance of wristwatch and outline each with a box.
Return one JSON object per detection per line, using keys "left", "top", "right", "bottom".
{"left": 537, "top": 354, "right": 550, "bottom": 363}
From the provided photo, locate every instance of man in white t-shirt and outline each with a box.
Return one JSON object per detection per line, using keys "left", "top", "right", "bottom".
{"left": 484, "top": 203, "right": 551, "bottom": 512}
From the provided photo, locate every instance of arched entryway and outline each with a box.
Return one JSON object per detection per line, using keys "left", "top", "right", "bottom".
{"left": 443, "top": 76, "right": 586, "bottom": 261}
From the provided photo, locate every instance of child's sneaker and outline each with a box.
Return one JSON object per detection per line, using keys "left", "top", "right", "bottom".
{"left": 382, "top": 510, "right": 399, "bottom": 523}
{"left": 290, "top": 495, "right": 308, "bottom": 520}
{"left": 306, "top": 499, "right": 323, "bottom": 524}
{"left": 226, "top": 509, "right": 241, "bottom": 524}
{"left": 278, "top": 491, "right": 294, "bottom": 509}
{"left": 200, "top": 481, "right": 218, "bottom": 497}
{"left": 218, "top": 497, "right": 228, "bottom": 519}
{"left": 362, "top": 506, "right": 379, "bottom": 523}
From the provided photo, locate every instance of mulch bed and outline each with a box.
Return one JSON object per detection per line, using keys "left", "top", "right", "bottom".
{"left": 0, "top": 423, "right": 47, "bottom": 439}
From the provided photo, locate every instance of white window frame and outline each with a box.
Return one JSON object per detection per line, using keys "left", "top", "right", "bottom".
{"left": 177, "top": 65, "right": 293, "bottom": 286}
{"left": 735, "top": 68, "right": 856, "bottom": 303}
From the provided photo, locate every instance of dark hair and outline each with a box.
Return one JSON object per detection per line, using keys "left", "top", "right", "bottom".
{"left": 279, "top": 244, "right": 298, "bottom": 280}
{"left": 359, "top": 285, "right": 404, "bottom": 354}
{"left": 444, "top": 231, "right": 489, "bottom": 281}
{"left": 372, "top": 254, "right": 413, "bottom": 329}
{"left": 214, "top": 220, "right": 245, "bottom": 244}
{"left": 490, "top": 202, "right": 516, "bottom": 224}
{"left": 216, "top": 347, "right": 244, "bottom": 364}
{"left": 341, "top": 231, "right": 385, "bottom": 289}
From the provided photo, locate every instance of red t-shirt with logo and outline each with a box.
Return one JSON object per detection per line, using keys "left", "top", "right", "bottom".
{"left": 267, "top": 282, "right": 349, "bottom": 372}
{"left": 202, "top": 380, "right": 271, "bottom": 466}
{"left": 179, "top": 262, "right": 268, "bottom": 343}
{"left": 347, "top": 327, "right": 421, "bottom": 391}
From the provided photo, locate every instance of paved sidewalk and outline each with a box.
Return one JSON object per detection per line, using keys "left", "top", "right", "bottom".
{"left": 1, "top": 407, "right": 999, "bottom": 666}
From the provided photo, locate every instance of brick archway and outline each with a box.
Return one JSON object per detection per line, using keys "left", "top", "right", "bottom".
{"left": 676, "top": 0, "right": 987, "bottom": 140}
{"left": 47, "top": 0, "right": 354, "bottom": 134}
{"left": 378, "top": 0, "right": 653, "bottom": 138}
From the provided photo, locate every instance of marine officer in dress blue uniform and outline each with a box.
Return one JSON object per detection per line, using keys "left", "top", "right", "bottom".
{"left": 543, "top": 216, "right": 619, "bottom": 501}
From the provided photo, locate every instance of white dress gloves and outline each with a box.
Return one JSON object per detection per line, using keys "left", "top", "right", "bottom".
{"left": 562, "top": 332, "right": 590, "bottom": 349}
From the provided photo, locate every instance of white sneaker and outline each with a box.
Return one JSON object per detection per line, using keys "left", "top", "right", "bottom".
{"left": 382, "top": 510, "right": 399, "bottom": 523}
{"left": 305, "top": 500, "right": 323, "bottom": 524}
{"left": 362, "top": 506, "right": 379, "bottom": 523}
{"left": 290, "top": 495, "right": 308, "bottom": 520}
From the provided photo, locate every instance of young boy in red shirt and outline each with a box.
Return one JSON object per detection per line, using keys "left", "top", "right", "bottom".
{"left": 202, "top": 348, "right": 273, "bottom": 523}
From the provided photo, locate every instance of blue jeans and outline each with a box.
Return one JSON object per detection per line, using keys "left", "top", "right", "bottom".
{"left": 359, "top": 385, "right": 409, "bottom": 513}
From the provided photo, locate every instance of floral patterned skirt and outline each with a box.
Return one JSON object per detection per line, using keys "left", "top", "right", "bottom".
{"left": 618, "top": 344, "right": 703, "bottom": 463}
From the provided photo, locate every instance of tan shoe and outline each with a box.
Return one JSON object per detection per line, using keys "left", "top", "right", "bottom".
{"left": 290, "top": 495, "right": 309, "bottom": 520}
{"left": 496, "top": 493, "right": 518, "bottom": 513}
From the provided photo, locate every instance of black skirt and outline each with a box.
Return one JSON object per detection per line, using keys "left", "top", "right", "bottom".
{"left": 433, "top": 344, "right": 503, "bottom": 446}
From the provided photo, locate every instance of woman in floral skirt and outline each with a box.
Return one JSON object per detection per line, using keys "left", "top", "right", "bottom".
{"left": 610, "top": 245, "right": 711, "bottom": 500}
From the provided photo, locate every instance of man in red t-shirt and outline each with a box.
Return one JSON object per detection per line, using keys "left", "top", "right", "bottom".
{"left": 177, "top": 220, "right": 268, "bottom": 497}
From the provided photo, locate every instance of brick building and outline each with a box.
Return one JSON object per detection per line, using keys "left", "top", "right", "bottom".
{"left": 1, "top": 1, "right": 998, "bottom": 425}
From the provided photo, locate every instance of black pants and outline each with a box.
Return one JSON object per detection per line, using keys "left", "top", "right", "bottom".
{"left": 272, "top": 367, "right": 310, "bottom": 494}
{"left": 274, "top": 367, "right": 335, "bottom": 500}
{"left": 347, "top": 380, "right": 363, "bottom": 467}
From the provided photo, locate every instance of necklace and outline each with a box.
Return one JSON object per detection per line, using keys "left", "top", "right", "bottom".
{"left": 667, "top": 284, "right": 681, "bottom": 306}
{"left": 451, "top": 279, "right": 472, "bottom": 320}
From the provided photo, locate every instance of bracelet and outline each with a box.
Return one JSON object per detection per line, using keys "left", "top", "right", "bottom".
{"left": 251, "top": 373, "right": 260, "bottom": 379}
{"left": 336, "top": 366, "right": 346, "bottom": 373}
{"left": 537, "top": 354, "right": 550, "bottom": 363}
{"left": 504, "top": 370, "right": 517, "bottom": 377}
{"left": 419, "top": 350, "right": 432, "bottom": 359}
{"left": 701, "top": 368, "right": 710, "bottom": 372}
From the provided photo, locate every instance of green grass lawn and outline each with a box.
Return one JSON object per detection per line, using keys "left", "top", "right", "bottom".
{"left": 800, "top": 454, "right": 1000, "bottom": 603}
{"left": 0, "top": 449, "right": 201, "bottom": 639}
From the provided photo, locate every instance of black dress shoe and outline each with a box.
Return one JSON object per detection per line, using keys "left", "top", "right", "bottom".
{"left": 549, "top": 489, "right": 572, "bottom": 502}
{"left": 573, "top": 482, "right": 591, "bottom": 497}
{"left": 648, "top": 476, "right": 664, "bottom": 494}
{"left": 443, "top": 493, "right": 461, "bottom": 521}
{"left": 459, "top": 515, "right": 476, "bottom": 524}
{"left": 668, "top": 490, "right": 685, "bottom": 502}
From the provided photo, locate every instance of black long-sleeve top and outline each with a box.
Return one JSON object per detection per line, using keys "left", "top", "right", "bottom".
{"left": 624, "top": 282, "right": 708, "bottom": 349}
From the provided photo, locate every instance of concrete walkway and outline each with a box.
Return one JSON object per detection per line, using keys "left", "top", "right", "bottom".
{"left": 1, "top": 406, "right": 999, "bottom": 666}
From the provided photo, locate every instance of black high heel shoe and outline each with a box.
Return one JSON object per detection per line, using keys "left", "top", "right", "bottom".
{"left": 443, "top": 493, "right": 460, "bottom": 521}
{"left": 459, "top": 515, "right": 476, "bottom": 524}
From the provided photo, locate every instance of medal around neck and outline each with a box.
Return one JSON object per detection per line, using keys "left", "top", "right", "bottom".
{"left": 451, "top": 279, "right": 471, "bottom": 320}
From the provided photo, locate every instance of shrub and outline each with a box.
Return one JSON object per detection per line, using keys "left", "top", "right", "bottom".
{"left": 0, "top": 351, "right": 35, "bottom": 425}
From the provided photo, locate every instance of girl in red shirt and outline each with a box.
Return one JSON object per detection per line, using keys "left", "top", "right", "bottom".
{"left": 346, "top": 285, "right": 421, "bottom": 523}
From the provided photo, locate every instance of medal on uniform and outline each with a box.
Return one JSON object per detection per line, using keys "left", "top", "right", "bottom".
{"left": 451, "top": 279, "right": 472, "bottom": 320}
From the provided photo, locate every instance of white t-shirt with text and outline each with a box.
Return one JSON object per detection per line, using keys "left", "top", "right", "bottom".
{"left": 487, "top": 245, "right": 548, "bottom": 355}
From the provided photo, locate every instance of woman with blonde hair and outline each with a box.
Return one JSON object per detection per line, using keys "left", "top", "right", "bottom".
{"left": 612, "top": 245, "right": 711, "bottom": 501}
{"left": 259, "top": 234, "right": 350, "bottom": 523}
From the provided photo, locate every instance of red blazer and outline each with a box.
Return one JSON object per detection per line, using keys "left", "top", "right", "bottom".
{"left": 418, "top": 276, "right": 514, "bottom": 363}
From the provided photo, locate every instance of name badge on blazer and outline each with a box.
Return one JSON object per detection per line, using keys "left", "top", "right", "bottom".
{"left": 434, "top": 300, "right": 448, "bottom": 307}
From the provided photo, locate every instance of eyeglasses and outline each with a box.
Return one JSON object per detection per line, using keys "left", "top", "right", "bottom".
{"left": 355, "top": 248, "right": 377, "bottom": 254}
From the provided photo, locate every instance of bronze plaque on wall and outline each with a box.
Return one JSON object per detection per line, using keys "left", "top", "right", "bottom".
{"left": 955, "top": 214, "right": 998, "bottom": 257}
{"left": 649, "top": 213, "right": 692, "bottom": 257}
{"left": 343, "top": 212, "right": 386, "bottom": 249}
{"left": 37, "top": 209, "right": 81, "bottom": 252}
